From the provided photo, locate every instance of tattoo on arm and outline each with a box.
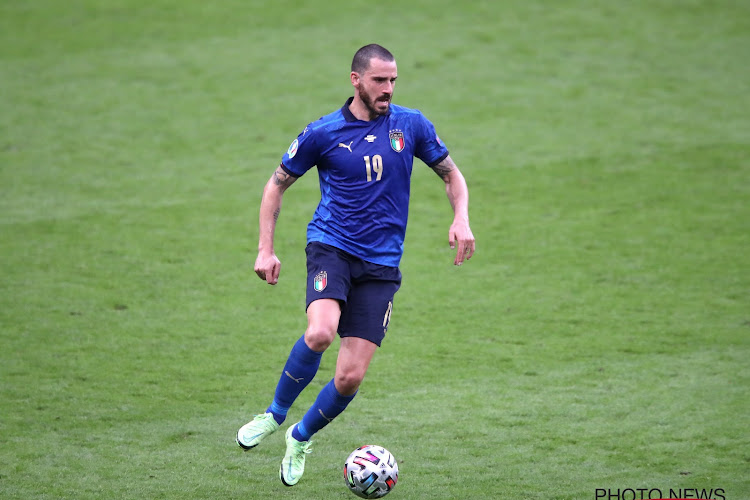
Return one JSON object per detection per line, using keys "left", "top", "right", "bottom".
{"left": 267, "top": 165, "right": 296, "bottom": 223}
{"left": 431, "top": 156, "right": 456, "bottom": 181}
{"left": 272, "top": 166, "right": 292, "bottom": 186}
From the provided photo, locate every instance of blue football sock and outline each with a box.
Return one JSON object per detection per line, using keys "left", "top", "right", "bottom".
{"left": 292, "top": 379, "right": 356, "bottom": 441}
{"left": 267, "top": 335, "right": 323, "bottom": 425}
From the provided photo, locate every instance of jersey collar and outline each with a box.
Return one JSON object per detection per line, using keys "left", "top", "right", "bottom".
{"left": 342, "top": 97, "right": 358, "bottom": 122}
{"left": 341, "top": 96, "right": 390, "bottom": 123}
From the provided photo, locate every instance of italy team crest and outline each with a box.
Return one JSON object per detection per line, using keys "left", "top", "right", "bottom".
{"left": 313, "top": 271, "right": 327, "bottom": 292}
{"left": 389, "top": 130, "right": 405, "bottom": 153}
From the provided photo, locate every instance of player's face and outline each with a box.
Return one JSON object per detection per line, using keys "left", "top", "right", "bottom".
{"left": 355, "top": 58, "right": 398, "bottom": 117}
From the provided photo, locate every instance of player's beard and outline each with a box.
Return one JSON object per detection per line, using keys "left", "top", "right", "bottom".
{"left": 358, "top": 84, "right": 391, "bottom": 118}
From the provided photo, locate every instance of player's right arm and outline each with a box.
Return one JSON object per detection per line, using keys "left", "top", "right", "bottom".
{"left": 254, "top": 164, "right": 298, "bottom": 285}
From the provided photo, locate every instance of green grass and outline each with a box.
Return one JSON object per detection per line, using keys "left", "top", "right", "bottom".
{"left": 1, "top": 1, "right": 749, "bottom": 499}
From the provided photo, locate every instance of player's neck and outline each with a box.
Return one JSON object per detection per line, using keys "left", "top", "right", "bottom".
{"left": 348, "top": 95, "right": 379, "bottom": 122}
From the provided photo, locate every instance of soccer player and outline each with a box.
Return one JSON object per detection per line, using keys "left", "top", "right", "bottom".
{"left": 237, "top": 43, "right": 475, "bottom": 486}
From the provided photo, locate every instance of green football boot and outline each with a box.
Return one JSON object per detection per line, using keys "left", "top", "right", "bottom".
{"left": 279, "top": 424, "right": 313, "bottom": 486}
{"left": 236, "top": 413, "right": 279, "bottom": 450}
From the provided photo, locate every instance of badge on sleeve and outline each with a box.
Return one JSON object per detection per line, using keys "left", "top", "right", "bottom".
{"left": 287, "top": 138, "right": 299, "bottom": 158}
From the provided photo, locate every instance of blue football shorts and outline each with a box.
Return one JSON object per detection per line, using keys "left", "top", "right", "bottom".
{"left": 305, "top": 242, "right": 402, "bottom": 347}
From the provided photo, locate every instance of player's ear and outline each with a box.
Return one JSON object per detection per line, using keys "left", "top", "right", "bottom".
{"left": 350, "top": 71, "right": 359, "bottom": 87}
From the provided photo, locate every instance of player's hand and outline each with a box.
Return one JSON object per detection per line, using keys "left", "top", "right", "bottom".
{"left": 449, "top": 219, "right": 475, "bottom": 266}
{"left": 254, "top": 250, "right": 281, "bottom": 285}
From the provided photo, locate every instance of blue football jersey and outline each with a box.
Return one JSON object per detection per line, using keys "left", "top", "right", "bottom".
{"left": 280, "top": 97, "right": 449, "bottom": 267}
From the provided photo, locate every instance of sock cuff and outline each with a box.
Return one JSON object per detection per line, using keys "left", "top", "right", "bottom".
{"left": 326, "top": 379, "right": 357, "bottom": 405}
{"left": 293, "top": 335, "right": 324, "bottom": 363}
{"left": 295, "top": 421, "right": 311, "bottom": 441}
{"left": 268, "top": 401, "right": 289, "bottom": 416}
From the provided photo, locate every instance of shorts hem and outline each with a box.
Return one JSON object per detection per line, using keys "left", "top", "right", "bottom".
{"left": 338, "top": 331, "right": 384, "bottom": 348}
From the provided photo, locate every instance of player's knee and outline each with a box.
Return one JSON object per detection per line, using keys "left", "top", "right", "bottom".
{"left": 335, "top": 369, "right": 365, "bottom": 396}
{"left": 304, "top": 324, "right": 336, "bottom": 352}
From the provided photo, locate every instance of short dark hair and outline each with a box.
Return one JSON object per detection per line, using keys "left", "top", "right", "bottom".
{"left": 351, "top": 44, "right": 395, "bottom": 73}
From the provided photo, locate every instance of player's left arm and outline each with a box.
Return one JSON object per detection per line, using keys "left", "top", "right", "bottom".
{"left": 431, "top": 155, "right": 475, "bottom": 266}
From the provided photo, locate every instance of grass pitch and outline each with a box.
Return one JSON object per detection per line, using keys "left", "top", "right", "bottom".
{"left": 1, "top": 1, "right": 748, "bottom": 499}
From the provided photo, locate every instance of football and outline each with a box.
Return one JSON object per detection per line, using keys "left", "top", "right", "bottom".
{"left": 343, "top": 445, "right": 399, "bottom": 498}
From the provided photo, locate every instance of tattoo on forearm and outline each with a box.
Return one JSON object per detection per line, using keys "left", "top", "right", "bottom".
{"left": 273, "top": 207, "right": 280, "bottom": 222}
{"left": 431, "top": 157, "right": 455, "bottom": 181}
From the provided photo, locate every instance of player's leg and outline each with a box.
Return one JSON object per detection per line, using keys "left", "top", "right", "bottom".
{"left": 266, "top": 298, "right": 341, "bottom": 424}
{"left": 237, "top": 301, "right": 342, "bottom": 450}
{"left": 335, "top": 336, "right": 378, "bottom": 395}
{"left": 302, "top": 298, "right": 341, "bottom": 351}
{"left": 293, "top": 336, "right": 377, "bottom": 442}
{"left": 238, "top": 243, "right": 349, "bottom": 451}
{"left": 292, "top": 265, "right": 400, "bottom": 439}
{"left": 236, "top": 331, "right": 323, "bottom": 449}
{"left": 281, "top": 337, "right": 376, "bottom": 486}
{"left": 279, "top": 253, "right": 399, "bottom": 486}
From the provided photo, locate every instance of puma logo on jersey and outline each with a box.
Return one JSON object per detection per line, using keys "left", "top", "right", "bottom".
{"left": 338, "top": 141, "right": 353, "bottom": 152}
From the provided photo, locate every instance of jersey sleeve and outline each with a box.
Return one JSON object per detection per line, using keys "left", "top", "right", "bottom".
{"left": 280, "top": 124, "right": 320, "bottom": 177}
{"left": 413, "top": 113, "right": 449, "bottom": 167}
